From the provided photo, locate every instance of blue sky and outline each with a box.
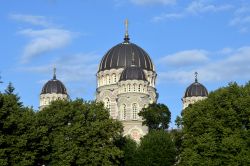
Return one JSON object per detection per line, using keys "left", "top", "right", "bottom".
{"left": 1, "top": 0, "right": 250, "bottom": 127}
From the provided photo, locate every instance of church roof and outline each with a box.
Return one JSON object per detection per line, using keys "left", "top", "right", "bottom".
{"left": 119, "top": 65, "right": 147, "bottom": 81}
{"left": 41, "top": 68, "right": 68, "bottom": 95}
{"left": 98, "top": 21, "right": 154, "bottom": 72}
{"left": 184, "top": 72, "right": 208, "bottom": 97}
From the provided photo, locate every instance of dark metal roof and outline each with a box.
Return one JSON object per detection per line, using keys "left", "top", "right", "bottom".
{"left": 98, "top": 41, "right": 154, "bottom": 72}
{"left": 41, "top": 77, "right": 68, "bottom": 95}
{"left": 119, "top": 66, "right": 147, "bottom": 81}
{"left": 184, "top": 82, "right": 208, "bottom": 97}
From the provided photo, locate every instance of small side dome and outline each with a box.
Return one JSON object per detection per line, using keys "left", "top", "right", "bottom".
{"left": 41, "top": 68, "right": 68, "bottom": 95}
{"left": 184, "top": 72, "right": 208, "bottom": 97}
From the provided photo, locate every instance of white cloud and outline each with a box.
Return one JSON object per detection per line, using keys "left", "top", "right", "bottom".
{"left": 152, "top": 0, "right": 232, "bottom": 22}
{"left": 19, "top": 28, "right": 74, "bottom": 63}
{"left": 9, "top": 14, "right": 53, "bottom": 27}
{"left": 10, "top": 14, "right": 76, "bottom": 63}
{"left": 130, "top": 0, "right": 176, "bottom": 5}
{"left": 152, "top": 13, "right": 183, "bottom": 22}
{"left": 20, "top": 53, "right": 99, "bottom": 83}
{"left": 19, "top": 52, "right": 100, "bottom": 98}
{"left": 160, "top": 49, "right": 209, "bottom": 67}
{"left": 186, "top": 1, "right": 232, "bottom": 14}
{"left": 229, "top": 5, "right": 250, "bottom": 33}
{"left": 158, "top": 46, "right": 250, "bottom": 84}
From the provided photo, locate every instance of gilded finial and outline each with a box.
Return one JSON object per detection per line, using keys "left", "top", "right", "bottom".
{"left": 53, "top": 66, "right": 56, "bottom": 79}
{"left": 124, "top": 19, "right": 130, "bottom": 42}
{"left": 125, "top": 19, "right": 128, "bottom": 35}
{"left": 195, "top": 72, "right": 198, "bottom": 83}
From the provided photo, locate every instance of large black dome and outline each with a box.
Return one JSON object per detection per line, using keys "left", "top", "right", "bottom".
{"left": 120, "top": 65, "right": 147, "bottom": 81}
{"left": 184, "top": 81, "right": 208, "bottom": 98}
{"left": 98, "top": 38, "right": 154, "bottom": 72}
{"left": 41, "top": 72, "right": 68, "bottom": 95}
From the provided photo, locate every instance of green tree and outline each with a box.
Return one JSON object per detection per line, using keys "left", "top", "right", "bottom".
{"left": 0, "top": 85, "right": 36, "bottom": 165}
{"left": 138, "top": 103, "right": 171, "bottom": 131}
{"left": 136, "top": 130, "right": 176, "bottom": 166}
{"left": 179, "top": 82, "right": 250, "bottom": 166}
{"left": 4, "top": 82, "right": 15, "bottom": 95}
{"left": 35, "top": 99, "right": 124, "bottom": 166}
{"left": 115, "top": 136, "right": 137, "bottom": 166}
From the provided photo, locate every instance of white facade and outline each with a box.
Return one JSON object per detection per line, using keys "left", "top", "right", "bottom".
{"left": 96, "top": 68, "right": 157, "bottom": 141}
{"left": 182, "top": 96, "right": 207, "bottom": 110}
{"left": 39, "top": 93, "right": 68, "bottom": 110}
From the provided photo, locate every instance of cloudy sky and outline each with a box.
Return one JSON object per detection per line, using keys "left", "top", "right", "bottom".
{"left": 1, "top": 0, "right": 250, "bottom": 127}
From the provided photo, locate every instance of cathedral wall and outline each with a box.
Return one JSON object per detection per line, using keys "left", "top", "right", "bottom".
{"left": 39, "top": 93, "right": 68, "bottom": 110}
{"left": 182, "top": 96, "right": 207, "bottom": 110}
{"left": 97, "top": 68, "right": 124, "bottom": 87}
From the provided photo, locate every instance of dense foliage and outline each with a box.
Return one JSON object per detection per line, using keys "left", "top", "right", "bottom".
{"left": 139, "top": 103, "right": 171, "bottom": 131}
{"left": 179, "top": 82, "right": 250, "bottom": 165}
{"left": 0, "top": 83, "right": 124, "bottom": 165}
{"left": 35, "top": 99, "right": 123, "bottom": 165}
{"left": 136, "top": 130, "right": 176, "bottom": 166}
{"left": 0, "top": 83, "right": 35, "bottom": 165}
{"left": 2, "top": 80, "right": 250, "bottom": 165}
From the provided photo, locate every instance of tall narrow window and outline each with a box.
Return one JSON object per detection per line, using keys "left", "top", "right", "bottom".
{"left": 132, "top": 103, "right": 138, "bottom": 120}
{"left": 112, "top": 74, "right": 116, "bottom": 83}
{"left": 104, "top": 98, "right": 111, "bottom": 114}
{"left": 138, "top": 84, "right": 142, "bottom": 92}
{"left": 133, "top": 84, "right": 136, "bottom": 92}
{"left": 102, "top": 76, "right": 105, "bottom": 85}
{"left": 128, "top": 84, "right": 131, "bottom": 92}
{"left": 106, "top": 75, "right": 110, "bottom": 84}
{"left": 122, "top": 104, "right": 126, "bottom": 120}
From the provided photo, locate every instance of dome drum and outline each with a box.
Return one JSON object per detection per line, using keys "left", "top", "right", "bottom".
{"left": 118, "top": 80, "right": 149, "bottom": 94}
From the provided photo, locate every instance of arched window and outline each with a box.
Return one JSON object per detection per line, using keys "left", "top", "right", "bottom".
{"left": 122, "top": 104, "right": 126, "bottom": 120}
{"left": 133, "top": 84, "right": 136, "bottom": 92}
{"left": 128, "top": 84, "right": 131, "bottom": 92}
{"left": 104, "top": 98, "right": 111, "bottom": 114}
{"left": 138, "top": 84, "right": 142, "bottom": 92}
{"left": 132, "top": 103, "right": 138, "bottom": 120}
{"left": 106, "top": 75, "right": 110, "bottom": 84}
{"left": 112, "top": 74, "right": 116, "bottom": 83}
{"left": 102, "top": 76, "right": 105, "bottom": 85}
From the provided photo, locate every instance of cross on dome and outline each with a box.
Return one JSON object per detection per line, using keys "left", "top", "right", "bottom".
{"left": 124, "top": 19, "right": 130, "bottom": 42}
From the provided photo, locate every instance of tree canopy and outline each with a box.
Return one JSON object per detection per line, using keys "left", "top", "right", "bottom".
{"left": 128, "top": 130, "right": 176, "bottom": 166}
{"left": 179, "top": 82, "right": 250, "bottom": 165}
{"left": 0, "top": 82, "right": 124, "bottom": 165}
{"left": 138, "top": 103, "right": 171, "bottom": 131}
{"left": 0, "top": 84, "right": 34, "bottom": 165}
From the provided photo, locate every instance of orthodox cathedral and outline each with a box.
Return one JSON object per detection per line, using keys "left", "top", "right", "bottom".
{"left": 39, "top": 21, "right": 208, "bottom": 141}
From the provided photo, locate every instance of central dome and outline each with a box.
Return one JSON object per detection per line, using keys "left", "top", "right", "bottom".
{"left": 98, "top": 36, "right": 154, "bottom": 72}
